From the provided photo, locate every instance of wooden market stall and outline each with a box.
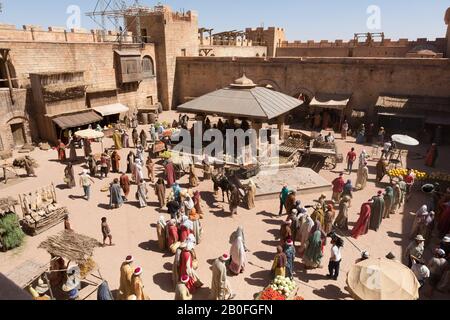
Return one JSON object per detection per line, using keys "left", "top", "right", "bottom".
{"left": 37, "top": 230, "right": 107, "bottom": 300}
{"left": 18, "top": 184, "right": 68, "bottom": 236}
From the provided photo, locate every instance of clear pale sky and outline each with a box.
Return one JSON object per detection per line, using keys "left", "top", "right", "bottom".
{"left": 0, "top": 0, "right": 448, "bottom": 41}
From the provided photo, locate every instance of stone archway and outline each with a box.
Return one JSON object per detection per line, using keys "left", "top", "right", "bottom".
{"left": 292, "top": 87, "right": 315, "bottom": 104}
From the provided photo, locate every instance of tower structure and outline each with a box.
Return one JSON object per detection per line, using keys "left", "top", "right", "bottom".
{"left": 125, "top": 4, "right": 199, "bottom": 110}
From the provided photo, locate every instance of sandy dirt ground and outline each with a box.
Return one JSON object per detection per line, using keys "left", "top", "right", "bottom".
{"left": 1, "top": 111, "right": 449, "bottom": 300}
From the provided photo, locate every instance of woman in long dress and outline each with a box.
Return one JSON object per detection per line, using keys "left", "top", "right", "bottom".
{"left": 351, "top": 200, "right": 373, "bottom": 239}
{"left": 139, "top": 130, "right": 148, "bottom": 149}
{"left": 193, "top": 191, "right": 204, "bottom": 219}
{"left": 271, "top": 246, "right": 287, "bottom": 278}
{"left": 154, "top": 178, "right": 166, "bottom": 209}
{"left": 425, "top": 143, "right": 438, "bottom": 168}
{"left": 383, "top": 186, "right": 394, "bottom": 219}
{"left": 55, "top": 140, "right": 67, "bottom": 162}
{"left": 87, "top": 154, "right": 97, "bottom": 177}
{"left": 146, "top": 157, "right": 155, "bottom": 183}
{"left": 126, "top": 151, "right": 135, "bottom": 174}
{"left": 188, "top": 164, "right": 199, "bottom": 188}
{"left": 179, "top": 216, "right": 193, "bottom": 243}
{"left": 229, "top": 233, "right": 247, "bottom": 275}
{"left": 298, "top": 215, "right": 315, "bottom": 257}
{"left": 120, "top": 173, "right": 131, "bottom": 201}
{"left": 179, "top": 243, "right": 203, "bottom": 294}
{"left": 136, "top": 181, "right": 148, "bottom": 208}
{"left": 157, "top": 216, "right": 167, "bottom": 251}
{"left": 132, "top": 129, "right": 139, "bottom": 147}
{"left": 166, "top": 219, "right": 179, "bottom": 249}
{"left": 64, "top": 163, "right": 76, "bottom": 188}
{"left": 244, "top": 180, "right": 257, "bottom": 210}
{"left": 111, "top": 151, "right": 121, "bottom": 173}
{"left": 83, "top": 139, "right": 92, "bottom": 158}
{"left": 112, "top": 130, "right": 122, "bottom": 150}
{"left": 134, "top": 159, "right": 144, "bottom": 185}
{"left": 121, "top": 130, "right": 130, "bottom": 149}
{"left": 311, "top": 205, "right": 325, "bottom": 227}
{"left": 229, "top": 185, "right": 240, "bottom": 215}
{"left": 324, "top": 204, "right": 336, "bottom": 234}
{"left": 355, "top": 162, "right": 369, "bottom": 190}
{"left": 303, "top": 229, "right": 324, "bottom": 269}
{"left": 68, "top": 138, "right": 77, "bottom": 162}
{"left": 334, "top": 196, "right": 350, "bottom": 231}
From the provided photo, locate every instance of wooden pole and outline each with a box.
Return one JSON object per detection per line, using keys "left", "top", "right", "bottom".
{"left": 1, "top": 49, "right": 15, "bottom": 105}
{"left": 44, "top": 272, "right": 54, "bottom": 300}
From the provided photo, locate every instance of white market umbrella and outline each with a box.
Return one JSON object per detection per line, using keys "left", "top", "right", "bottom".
{"left": 391, "top": 134, "right": 419, "bottom": 147}
{"left": 346, "top": 258, "right": 420, "bottom": 300}
{"left": 75, "top": 129, "right": 105, "bottom": 151}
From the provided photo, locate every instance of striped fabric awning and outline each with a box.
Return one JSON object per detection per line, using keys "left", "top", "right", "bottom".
{"left": 52, "top": 110, "right": 103, "bottom": 129}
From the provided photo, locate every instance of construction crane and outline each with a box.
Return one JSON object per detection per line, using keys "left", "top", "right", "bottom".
{"left": 86, "top": 0, "right": 158, "bottom": 43}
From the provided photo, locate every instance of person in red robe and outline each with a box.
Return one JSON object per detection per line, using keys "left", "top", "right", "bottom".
{"left": 425, "top": 143, "right": 438, "bottom": 168}
{"left": 166, "top": 219, "right": 179, "bottom": 248}
{"left": 179, "top": 248, "right": 196, "bottom": 294}
{"left": 120, "top": 173, "right": 130, "bottom": 201}
{"left": 438, "top": 203, "right": 450, "bottom": 237}
{"left": 351, "top": 200, "right": 373, "bottom": 239}
{"left": 165, "top": 161, "right": 176, "bottom": 187}
{"left": 55, "top": 140, "right": 67, "bottom": 162}
{"left": 179, "top": 217, "right": 193, "bottom": 243}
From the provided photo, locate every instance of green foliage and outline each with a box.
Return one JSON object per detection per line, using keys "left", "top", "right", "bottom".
{"left": 0, "top": 212, "right": 25, "bottom": 251}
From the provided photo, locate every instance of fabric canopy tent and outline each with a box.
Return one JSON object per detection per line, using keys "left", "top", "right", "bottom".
{"left": 308, "top": 97, "right": 349, "bottom": 110}
{"left": 346, "top": 258, "right": 420, "bottom": 300}
{"left": 93, "top": 103, "right": 129, "bottom": 117}
{"left": 52, "top": 111, "right": 102, "bottom": 130}
{"left": 74, "top": 129, "right": 105, "bottom": 140}
{"left": 177, "top": 75, "right": 303, "bottom": 121}
{"left": 391, "top": 134, "right": 420, "bottom": 146}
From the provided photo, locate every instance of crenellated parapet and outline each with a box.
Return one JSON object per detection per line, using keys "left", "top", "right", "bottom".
{"left": 0, "top": 23, "right": 134, "bottom": 43}
{"left": 281, "top": 37, "right": 446, "bottom": 48}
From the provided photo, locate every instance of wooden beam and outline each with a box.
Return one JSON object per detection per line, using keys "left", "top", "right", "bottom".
{"left": 0, "top": 49, "right": 15, "bottom": 105}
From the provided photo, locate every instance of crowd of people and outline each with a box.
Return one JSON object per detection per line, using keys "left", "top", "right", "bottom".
{"left": 36, "top": 112, "right": 450, "bottom": 300}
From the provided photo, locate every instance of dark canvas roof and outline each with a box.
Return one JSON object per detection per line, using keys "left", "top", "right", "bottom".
{"left": 52, "top": 110, "right": 103, "bottom": 130}
{"left": 177, "top": 78, "right": 302, "bottom": 121}
{"left": 376, "top": 95, "right": 450, "bottom": 112}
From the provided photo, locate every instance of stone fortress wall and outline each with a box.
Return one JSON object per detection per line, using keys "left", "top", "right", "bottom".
{"left": 277, "top": 37, "right": 447, "bottom": 58}
{"left": 174, "top": 56, "right": 450, "bottom": 116}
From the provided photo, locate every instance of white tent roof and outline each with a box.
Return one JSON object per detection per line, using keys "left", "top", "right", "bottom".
{"left": 309, "top": 98, "right": 350, "bottom": 110}
{"left": 93, "top": 103, "right": 129, "bottom": 116}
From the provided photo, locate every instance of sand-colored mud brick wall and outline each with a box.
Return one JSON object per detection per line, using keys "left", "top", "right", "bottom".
{"left": 174, "top": 56, "right": 450, "bottom": 115}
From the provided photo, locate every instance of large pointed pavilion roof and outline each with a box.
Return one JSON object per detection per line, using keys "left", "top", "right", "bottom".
{"left": 177, "top": 75, "right": 303, "bottom": 121}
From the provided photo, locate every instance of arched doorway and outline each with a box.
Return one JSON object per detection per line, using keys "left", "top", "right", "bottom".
{"left": 290, "top": 88, "right": 315, "bottom": 129}
{"left": 7, "top": 117, "right": 28, "bottom": 147}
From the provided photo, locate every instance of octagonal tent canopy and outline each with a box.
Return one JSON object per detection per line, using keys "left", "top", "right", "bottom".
{"left": 177, "top": 75, "right": 303, "bottom": 121}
